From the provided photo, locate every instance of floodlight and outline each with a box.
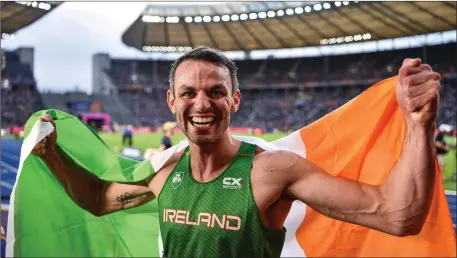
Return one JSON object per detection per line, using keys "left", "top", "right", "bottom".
{"left": 38, "top": 2, "right": 51, "bottom": 10}
{"left": 166, "top": 17, "right": 179, "bottom": 23}
{"left": 142, "top": 15, "right": 161, "bottom": 23}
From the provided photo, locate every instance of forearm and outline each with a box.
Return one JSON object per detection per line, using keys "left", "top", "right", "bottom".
{"left": 381, "top": 122, "right": 436, "bottom": 233}
{"left": 42, "top": 146, "right": 107, "bottom": 215}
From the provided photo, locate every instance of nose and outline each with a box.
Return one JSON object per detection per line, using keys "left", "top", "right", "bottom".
{"left": 193, "top": 92, "right": 211, "bottom": 112}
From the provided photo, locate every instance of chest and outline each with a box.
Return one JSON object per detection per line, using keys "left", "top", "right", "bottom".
{"left": 159, "top": 169, "right": 253, "bottom": 215}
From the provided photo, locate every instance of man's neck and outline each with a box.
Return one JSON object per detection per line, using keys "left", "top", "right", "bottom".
{"left": 188, "top": 133, "right": 241, "bottom": 182}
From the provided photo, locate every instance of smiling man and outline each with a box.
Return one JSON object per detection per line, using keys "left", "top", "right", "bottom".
{"left": 33, "top": 46, "right": 440, "bottom": 258}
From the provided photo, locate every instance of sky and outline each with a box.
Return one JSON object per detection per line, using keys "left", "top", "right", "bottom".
{"left": 2, "top": 2, "right": 183, "bottom": 93}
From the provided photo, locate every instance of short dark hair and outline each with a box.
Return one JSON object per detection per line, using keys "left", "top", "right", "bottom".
{"left": 168, "top": 46, "right": 239, "bottom": 96}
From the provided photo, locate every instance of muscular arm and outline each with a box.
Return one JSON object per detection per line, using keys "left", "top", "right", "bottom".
{"left": 280, "top": 122, "right": 435, "bottom": 237}
{"left": 41, "top": 146, "right": 155, "bottom": 216}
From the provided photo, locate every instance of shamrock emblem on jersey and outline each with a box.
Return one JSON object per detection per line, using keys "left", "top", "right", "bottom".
{"left": 172, "top": 172, "right": 184, "bottom": 189}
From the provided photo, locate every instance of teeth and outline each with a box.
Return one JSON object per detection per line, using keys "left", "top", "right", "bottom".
{"left": 192, "top": 117, "right": 214, "bottom": 123}
{"left": 194, "top": 123, "right": 210, "bottom": 128}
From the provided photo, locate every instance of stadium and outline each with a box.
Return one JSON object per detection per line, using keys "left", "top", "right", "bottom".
{"left": 1, "top": 1, "right": 456, "bottom": 257}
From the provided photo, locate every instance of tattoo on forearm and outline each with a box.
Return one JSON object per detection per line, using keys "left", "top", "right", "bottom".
{"left": 116, "top": 192, "right": 133, "bottom": 204}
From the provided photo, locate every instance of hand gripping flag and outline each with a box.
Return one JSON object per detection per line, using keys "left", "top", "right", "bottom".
{"left": 6, "top": 76, "right": 456, "bottom": 257}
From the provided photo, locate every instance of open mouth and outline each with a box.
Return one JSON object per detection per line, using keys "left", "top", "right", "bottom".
{"left": 190, "top": 117, "right": 215, "bottom": 128}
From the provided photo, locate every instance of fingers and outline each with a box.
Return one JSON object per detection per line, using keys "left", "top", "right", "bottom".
{"left": 39, "top": 114, "right": 51, "bottom": 122}
{"left": 403, "top": 71, "right": 441, "bottom": 87}
{"left": 399, "top": 58, "right": 441, "bottom": 100}
{"left": 33, "top": 142, "right": 46, "bottom": 151}
{"left": 420, "top": 64, "right": 432, "bottom": 72}
{"left": 32, "top": 114, "right": 57, "bottom": 157}
{"left": 32, "top": 142, "right": 47, "bottom": 156}
{"left": 403, "top": 71, "right": 440, "bottom": 87}
{"left": 398, "top": 58, "right": 429, "bottom": 85}
{"left": 398, "top": 58, "right": 441, "bottom": 118}
{"left": 399, "top": 59, "right": 433, "bottom": 77}
{"left": 406, "top": 81, "right": 440, "bottom": 99}
{"left": 39, "top": 114, "right": 56, "bottom": 126}
{"left": 404, "top": 90, "right": 439, "bottom": 113}
{"left": 402, "top": 58, "right": 421, "bottom": 67}
{"left": 399, "top": 66, "right": 423, "bottom": 85}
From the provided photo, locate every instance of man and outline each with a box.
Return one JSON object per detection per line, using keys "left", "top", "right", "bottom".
{"left": 32, "top": 47, "right": 440, "bottom": 257}
{"left": 122, "top": 125, "right": 133, "bottom": 147}
{"left": 435, "top": 124, "right": 450, "bottom": 180}
{"left": 159, "top": 121, "right": 176, "bottom": 151}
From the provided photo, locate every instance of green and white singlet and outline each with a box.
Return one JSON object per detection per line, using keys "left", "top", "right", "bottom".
{"left": 158, "top": 142, "right": 286, "bottom": 257}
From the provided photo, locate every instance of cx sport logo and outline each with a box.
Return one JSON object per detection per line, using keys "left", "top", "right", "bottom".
{"left": 222, "top": 177, "right": 244, "bottom": 190}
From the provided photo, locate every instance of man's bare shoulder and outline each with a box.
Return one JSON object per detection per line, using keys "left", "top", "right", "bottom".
{"left": 252, "top": 148, "right": 301, "bottom": 173}
{"left": 148, "top": 150, "right": 185, "bottom": 195}
{"left": 145, "top": 150, "right": 183, "bottom": 184}
{"left": 157, "top": 150, "right": 184, "bottom": 174}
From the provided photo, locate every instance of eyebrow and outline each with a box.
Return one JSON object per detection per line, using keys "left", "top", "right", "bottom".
{"left": 177, "top": 85, "right": 196, "bottom": 92}
{"left": 208, "top": 84, "right": 227, "bottom": 91}
{"left": 177, "top": 84, "right": 228, "bottom": 92}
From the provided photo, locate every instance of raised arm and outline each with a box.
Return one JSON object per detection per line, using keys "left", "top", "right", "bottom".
{"left": 283, "top": 58, "right": 440, "bottom": 236}
{"left": 33, "top": 115, "right": 156, "bottom": 216}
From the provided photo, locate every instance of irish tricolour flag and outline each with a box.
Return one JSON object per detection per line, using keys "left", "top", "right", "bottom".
{"left": 6, "top": 76, "right": 456, "bottom": 257}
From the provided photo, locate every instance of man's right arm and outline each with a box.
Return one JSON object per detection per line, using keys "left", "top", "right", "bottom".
{"left": 41, "top": 146, "right": 155, "bottom": 216}
{"left": 34, "top": 115, "right": 155, "bottom": 216}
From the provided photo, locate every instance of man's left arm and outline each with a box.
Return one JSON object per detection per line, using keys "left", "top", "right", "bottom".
{"left": 284, "top": 58, "right": 440, "bottom": 237}
{"left": 378, "top": 58, "right": 440, "bottom": 234}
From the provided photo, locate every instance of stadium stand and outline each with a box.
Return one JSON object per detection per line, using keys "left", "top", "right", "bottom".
{"left": 2, "top": 43, "right": 456, "bottom": 132}
{"left": 88, "top": 43, "right": 456, "bottom": 131}
{"left": 1, "top": 49, "right": 45, "bottom": 129}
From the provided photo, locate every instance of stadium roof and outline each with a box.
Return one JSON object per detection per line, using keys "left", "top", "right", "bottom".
{"left": 122, "top": 1, "right": 456, "bottom": 53}
{"left": 1, "top": 1, "right": 61, "bottom": 36}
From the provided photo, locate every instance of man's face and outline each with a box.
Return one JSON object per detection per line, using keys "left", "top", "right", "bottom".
{"left": 167, "top": 60, "right": 240, "bottom": 145}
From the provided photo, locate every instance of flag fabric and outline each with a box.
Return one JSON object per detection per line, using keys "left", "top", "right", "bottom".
{"left": 6, "top": 76, "right": 456, "bottom": 257}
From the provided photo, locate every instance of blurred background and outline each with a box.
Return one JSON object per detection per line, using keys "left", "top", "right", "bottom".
{"left": 1, "top": 1, "right": 456, "bottom": 256}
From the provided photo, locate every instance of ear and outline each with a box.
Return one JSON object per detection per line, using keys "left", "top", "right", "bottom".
{"left": 167, "top": 90, "right": 176, "bottom": 114}
{"left": 230, "top": 89, "right": 241, "bottom": 112}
